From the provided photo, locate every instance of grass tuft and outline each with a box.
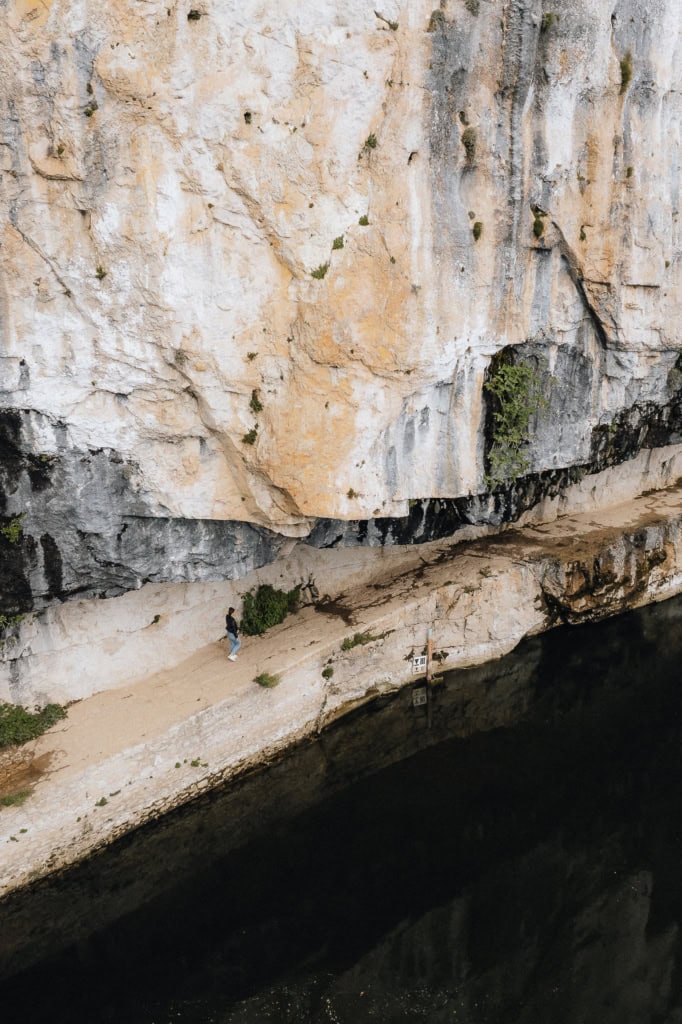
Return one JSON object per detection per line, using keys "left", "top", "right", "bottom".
{"left": 255, "top": 672, "right": 280, "bottom": 688}
{"left": 341, "top": 630, "right": 388, "bottom": 651}
{"left": 0, "top": 790, "right": 31, "bottom": 808}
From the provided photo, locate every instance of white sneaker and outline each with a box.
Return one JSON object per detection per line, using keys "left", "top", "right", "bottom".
{"left": 228, "top": 654, "right": 237, "bottom": 661}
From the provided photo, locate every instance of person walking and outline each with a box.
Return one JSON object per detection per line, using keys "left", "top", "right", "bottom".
{"left": 226, "top": 606, "right": 241, "bottom": 661}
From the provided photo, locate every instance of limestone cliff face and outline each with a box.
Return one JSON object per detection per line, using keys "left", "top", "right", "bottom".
{"left": 1, "top": 0, "right": 682, "bottom": 613}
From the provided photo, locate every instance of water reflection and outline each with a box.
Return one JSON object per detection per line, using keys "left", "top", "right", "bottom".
{"left": 3, "top": 595, "right": 682, "bottom": 1023}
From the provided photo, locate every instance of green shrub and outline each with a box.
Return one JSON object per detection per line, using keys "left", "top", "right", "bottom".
{"left": 187, "top": 9, "right": 201, "bottom": 20}
{"left": 95, "top": 264, "right": 107, "bottom": 280}
{"left": 484, "top": 357, "right": 548, "bottom": 487}
{"left": 472, "top": 221, "right": 483, "bottom": 241}
{"left": 311, "top": 262, "right": 329, "bottom": 279}
{"left": 364, "top": 133, "right": 377, "bottom": 150}
{"left": 332, "top": 236, "right": 344, "bottom": 250}
{"left": 0, "top": 515, "right": 23, "bottom": 544}
{"left": 0, "top": 703, "right": 67, "bottom": 750}
{"left": 242, "top": 428, "right": 258, "bottom": 445}
{"left": 0, "top": 614, "right": 23, "bottom": 631}
{"left": 241, "top": 584, "right": 301, "bottom": 636}
{"left": 249, "top": 389, "right": 263, "bottom": 413}
{"left": 358, "top": 215, "right": 369, "bottom": 226}
{"left": 255, "top": 672, "right": 280, "bottom": 688}
{"left": 322, "top": 666, "right": 334, "bottom": 679}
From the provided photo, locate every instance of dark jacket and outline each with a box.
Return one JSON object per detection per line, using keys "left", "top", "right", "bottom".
{"left": 226, "top": 614, "right": 239, "bottom": 637}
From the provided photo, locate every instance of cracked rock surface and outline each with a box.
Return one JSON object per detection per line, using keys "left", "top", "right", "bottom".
{"left": 1, "top": 0, "right": 681, "bottom": 614}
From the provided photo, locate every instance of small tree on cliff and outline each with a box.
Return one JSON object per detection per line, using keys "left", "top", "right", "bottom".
{"left": 484, "top": 357, "right": 548, "bottom": 488}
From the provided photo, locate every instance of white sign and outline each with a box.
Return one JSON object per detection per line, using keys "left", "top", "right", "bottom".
{"left": 412, "top": 655, "right": 427, "bottom": 673}
{"left": 412, "top": 687, "right": 427, "bottom": 707}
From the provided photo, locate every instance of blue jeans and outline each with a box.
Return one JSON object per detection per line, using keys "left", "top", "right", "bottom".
{"left": 227, "top": 632, "right": 241, "bottom": 656}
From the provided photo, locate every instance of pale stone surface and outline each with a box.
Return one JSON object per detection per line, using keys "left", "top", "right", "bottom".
{"left": 1, "top": 0, "right": 681, "bottom": 530}
{"left": 1, "top": 481, "right": 681, "bottom": 914}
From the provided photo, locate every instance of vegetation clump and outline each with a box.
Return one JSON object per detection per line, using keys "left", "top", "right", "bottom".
{"left": 364, "top": 133, "right": 377, "bottom": 150}
{"left": 427, "top": 9, "right": 445, "bottom": 31}
{"left": 255, "top": 671, "right": 280, "bottom": 688}
{"left": 187, "top": 9, "right": 201, "bottom": 20}
{"left": 0, "top": 790, "right": 31, "bottom": 807}
{"left": 242, "top": 427, "right": 258, "bottom": 445}
{"left": 0, "top": 702, "right": 67, "bottom": 750}
{"left": 241, "top": 584, "right": 301, "bottom": 636}
{"left": 0, "top": 515, "right": 23, "bottom": 544}
{"left": 322, "top": 666, "right": 334, "bottom": 679}
{"left": 0, "top": 614, "right": 23, "bottom": 631}
{"left": 531, "top": 206, "right": 547, "bottom": 239}
{"left": 249, "top": 389, "right": 263, "bottom": 413}
{"left": 311, "top": 262, "right": 329, "bottom": 279}
{"left": 332, "top": 236, "right": 344, "bottom": 250}
{"left": 461, "top": 126, "right": 477, "bottom": 163}
{"left": 358, "top": 215, "right": 369, "bottom": 226}
{"left": 341, "top": 630, "right": 386, "bottom": 651}
{"left": 541, "top": 12, "right": 559, "bottom": 31}
{"left": 620, "top": 51, "right": 633, "bottom": 94}
{"left": 484, "top": 356, "right": 548, "bottom": 487}
{"left": 472, "top": 221, "right": 483, "bottom": 241}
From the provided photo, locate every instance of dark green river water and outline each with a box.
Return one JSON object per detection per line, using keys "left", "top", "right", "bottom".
{"left": 3, "top": 593, "right": 682, "bottom": 1023}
